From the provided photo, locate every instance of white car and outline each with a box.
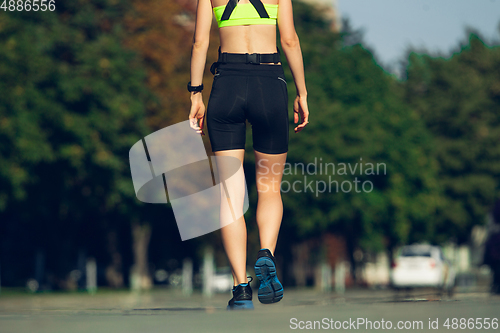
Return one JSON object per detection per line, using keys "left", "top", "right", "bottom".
{"left": 390, "top": 245, "right": 455, "bottom": 293}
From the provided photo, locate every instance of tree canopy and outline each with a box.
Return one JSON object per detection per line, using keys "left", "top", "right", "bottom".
{"left": 403, "top": 32, "right": 500, "bottom": 244}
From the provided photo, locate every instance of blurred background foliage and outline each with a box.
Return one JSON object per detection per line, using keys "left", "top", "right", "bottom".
{"left": 0, "top": 0, "right": 498, "bottom": 289}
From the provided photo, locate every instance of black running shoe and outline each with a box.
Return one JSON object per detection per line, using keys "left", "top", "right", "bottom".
{"left": 255, "top": 249, "right": 283, "bottom": 304}
{"left": 227, "top": 277, "right": 254, "bottom": 310}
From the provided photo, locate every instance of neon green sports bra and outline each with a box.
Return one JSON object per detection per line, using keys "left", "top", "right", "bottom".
{"left": 213, "top": 0, "right": 278, "bottom": 28}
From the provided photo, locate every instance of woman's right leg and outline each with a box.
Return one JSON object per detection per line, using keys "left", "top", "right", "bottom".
{"left": 246, "top": 65, "right": 288, "bottom": 304}
{"left": 254, "top": 150, "right": 287, "bottom": 254}
{"left": 253, "top": 149, "right": 287, "bottom": 304}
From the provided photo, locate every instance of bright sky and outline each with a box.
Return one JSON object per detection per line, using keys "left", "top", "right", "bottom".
{"left": 336, "top": 0, "right": 500, "bottom": 72}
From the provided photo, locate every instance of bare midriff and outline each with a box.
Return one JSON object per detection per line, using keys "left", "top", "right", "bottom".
{"left": 211, "top": 0, "right": 281, "bottom": 65}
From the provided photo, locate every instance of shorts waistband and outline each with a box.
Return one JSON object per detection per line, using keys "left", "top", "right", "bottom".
{"left": 213, "top": 62, "right": 284, "bottom": 76}
{"left": 218, "top": 51, "right": 281, "bottom": 64}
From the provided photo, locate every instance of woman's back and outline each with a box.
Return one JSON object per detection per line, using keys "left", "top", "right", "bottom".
{"left": 210, "top": 0, "right": 281, "bottom": 54}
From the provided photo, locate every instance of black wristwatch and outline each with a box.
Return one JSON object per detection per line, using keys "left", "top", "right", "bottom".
{"left": 187, "top": 81, "right": 204, "bottom": 92}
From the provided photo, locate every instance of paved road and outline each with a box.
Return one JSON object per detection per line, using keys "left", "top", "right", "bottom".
{"left": 1, "top": 287, "right": 499, "bottom": 332}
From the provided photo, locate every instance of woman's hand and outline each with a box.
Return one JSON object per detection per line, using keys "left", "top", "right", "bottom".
{"left": 293, "top": 95, "right": 309, "bottom": 133}
{"left": 189, "top": 92, "right": 205, "bottom": 135}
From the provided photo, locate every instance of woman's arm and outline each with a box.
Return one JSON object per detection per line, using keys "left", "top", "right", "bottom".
{"left": 189, "top": 0, "right": 213, "bottom": 134}
{"left": 277, "top": 0, "right": 309, "bottom": 133}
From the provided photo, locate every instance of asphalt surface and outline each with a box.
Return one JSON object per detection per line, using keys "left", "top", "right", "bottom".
{"left": 1, "top": 286, "right": 499, "bottom": 333}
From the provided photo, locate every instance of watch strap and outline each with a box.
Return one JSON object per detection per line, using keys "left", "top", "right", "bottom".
{"left": 187, "top": 81, "right": 204, "bottom": 92}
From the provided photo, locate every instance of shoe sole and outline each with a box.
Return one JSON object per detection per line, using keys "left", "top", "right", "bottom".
{"left": 255, "top": 257, "right": 283, "bottom": 304}
{"left": 227, "top": 300, "right": 254, "bottom": 310}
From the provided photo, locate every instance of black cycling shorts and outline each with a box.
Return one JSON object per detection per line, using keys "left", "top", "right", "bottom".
{"left": 206, "top": 62, "right": 289, "bottom": 154}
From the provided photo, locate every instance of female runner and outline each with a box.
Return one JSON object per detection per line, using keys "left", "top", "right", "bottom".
{"left": 188, "top": 0, "right": 309, "bottom": 309}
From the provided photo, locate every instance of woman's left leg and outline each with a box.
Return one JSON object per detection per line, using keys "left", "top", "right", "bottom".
{"left": 215, "top": 148, "right": 249, "bottom": 287}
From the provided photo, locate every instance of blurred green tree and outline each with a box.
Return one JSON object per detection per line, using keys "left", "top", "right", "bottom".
{"left": 403, "top": 32, "right": 500, "bottom": 244}
{"left": 0, "top": 1, "right": 152, "bottom": 287}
